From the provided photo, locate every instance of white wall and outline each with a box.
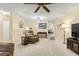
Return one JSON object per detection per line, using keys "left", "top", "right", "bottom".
{"left": 52, "top": 6, "right": 79, "bottom": 43}
{"left": 12, "top": 12, "right": 26, "bottom": 44}
{"left": 25, "top": 20, "right": 48, "bottom": 35}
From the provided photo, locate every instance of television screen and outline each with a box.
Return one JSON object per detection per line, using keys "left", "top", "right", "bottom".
{"left": 72, "top": 23, "right": 79, "bottom": 38}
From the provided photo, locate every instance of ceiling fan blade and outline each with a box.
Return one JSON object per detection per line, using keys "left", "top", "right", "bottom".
{"left": 34, "top": 6, "right": 40, "bottom": 13}
{"left": 43, "top": 5, "right": 50, "bottom": 12}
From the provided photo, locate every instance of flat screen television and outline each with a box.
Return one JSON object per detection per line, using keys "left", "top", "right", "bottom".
{"left": 72, "top": 23, "right": 79, "bottom": 38}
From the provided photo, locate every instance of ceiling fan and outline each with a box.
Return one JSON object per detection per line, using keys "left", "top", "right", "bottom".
{"left": 34, "top": 3, "right": 51, "bottom": 13}
{"left": 24, "top": 3, "right": 52, "bottom": 13}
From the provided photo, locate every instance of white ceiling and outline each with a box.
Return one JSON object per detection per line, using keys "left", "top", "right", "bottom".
{"left": 0, "top": 3, "right": 79, "bottom": 21}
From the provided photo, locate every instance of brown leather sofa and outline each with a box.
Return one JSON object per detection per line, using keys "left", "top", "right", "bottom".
{"left": 21, "top": 29, "right": 39, "bottom": 45}
{"left": 0, "top": 42, "right": 14, "bottom": 56}
{"left": 30, "top": 35, "right": 39, "bottom": 44}
{"left": 21, "top": 35, "right": 39, "bottom": 45}
{"left": 37, "top": 32, "right": 47, "bottom": 38}
{"left": 21, "top": 36, "right": 29, "bottom": 45}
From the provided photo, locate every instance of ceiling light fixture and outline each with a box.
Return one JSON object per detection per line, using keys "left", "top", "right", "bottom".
{"left": 0, "top": 10, "right": 10, "bottom": 16}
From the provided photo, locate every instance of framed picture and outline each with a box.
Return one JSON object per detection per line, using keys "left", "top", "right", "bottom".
{"left": 39, "top": 23, "right": 47, "bottom": 29}
{"left": 19, "top": 21, "right": 24, "bottom": 28}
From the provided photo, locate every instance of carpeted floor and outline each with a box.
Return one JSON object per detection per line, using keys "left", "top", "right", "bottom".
{"left": 14, "top": 38, "right": 78, "bottom": 56}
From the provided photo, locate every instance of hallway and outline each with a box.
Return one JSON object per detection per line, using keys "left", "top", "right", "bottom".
{"left": 14, "top": 38, "right": 78, "bottom": 56}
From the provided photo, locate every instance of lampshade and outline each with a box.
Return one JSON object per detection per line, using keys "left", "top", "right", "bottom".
{"left": 25, "top": 27, "right": 29, "bottom": 30}
{"left": 62, "top": 24, "right": 69, "bottom": 28}
{"left": 62, "top": 24, "right": 66, "bottom": 28}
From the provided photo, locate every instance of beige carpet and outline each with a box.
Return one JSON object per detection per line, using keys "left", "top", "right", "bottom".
{"left": 14, "top": 38, "right": 78, "bottom": 56}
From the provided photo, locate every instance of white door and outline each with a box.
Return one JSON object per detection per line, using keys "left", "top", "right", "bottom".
{"left": 3, "top": 20, "right": 10, "bottom": 42}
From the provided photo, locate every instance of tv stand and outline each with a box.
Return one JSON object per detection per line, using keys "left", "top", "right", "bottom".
{"left": 67, "top": 37, "right": 79, "bottom": 54}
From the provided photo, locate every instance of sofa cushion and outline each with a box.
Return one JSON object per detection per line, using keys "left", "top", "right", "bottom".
{"left": 0, "top": 52, "right": 10, "bottom": 56}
